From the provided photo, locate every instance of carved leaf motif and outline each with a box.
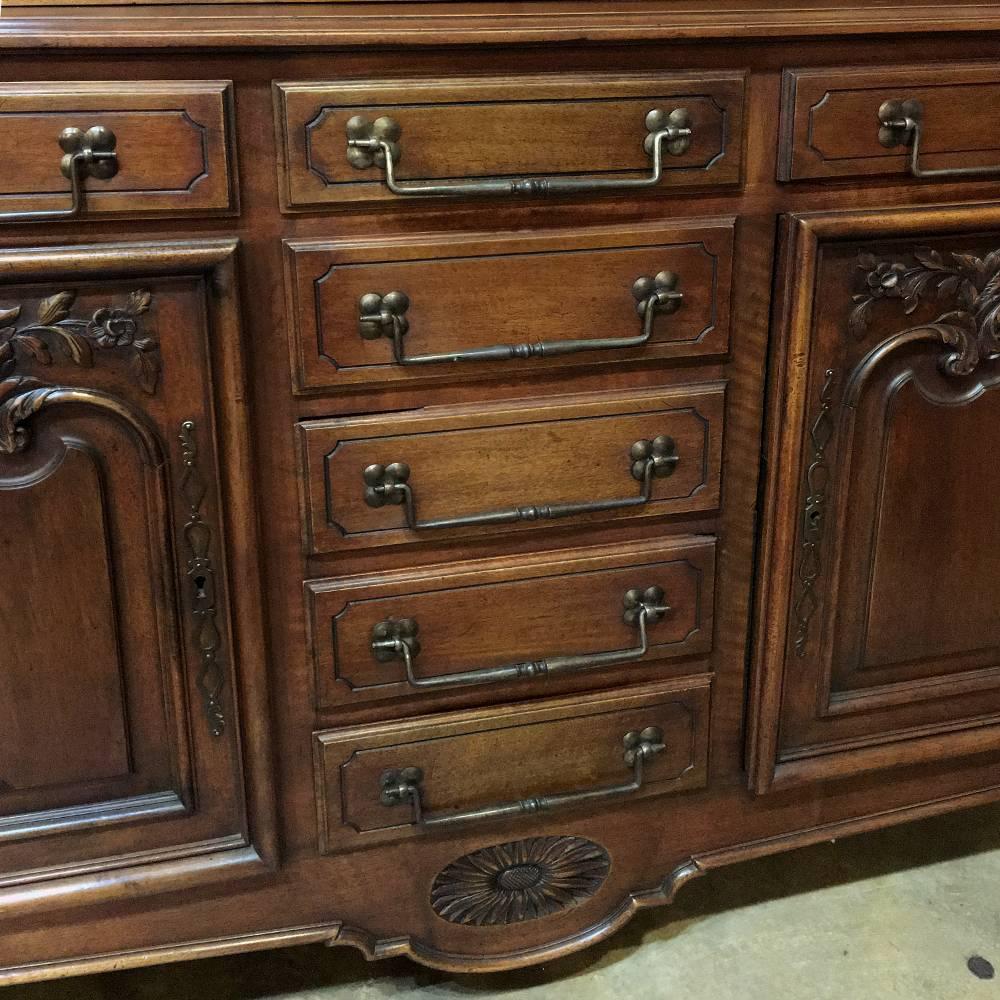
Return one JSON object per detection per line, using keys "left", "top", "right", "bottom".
{"left": 913, "top": 247, "right": 946, "bottom": 270}
{"left": 127, "top": 289, "right": 152, "bottom": 316}
{"left": 48, "top": 328, "right": 94, "bottom": 368}
{"left": 36, "top": 292, "right": 75, "bottom": 326}
{"left": 848, "top": 297, "right": 873, "bottom": 339}
{"left": 130, "top": 350, "right": 160, "bottom": 395}
{"left": 15, "top": 335, "right": 52, "bottom": 365}
{"left": 0, "top": 306, "right": 21, "bottom": 326}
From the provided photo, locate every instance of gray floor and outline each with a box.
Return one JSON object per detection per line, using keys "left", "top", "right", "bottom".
{"left": 10, "top": 802, "right": 1000, "bottom": 999}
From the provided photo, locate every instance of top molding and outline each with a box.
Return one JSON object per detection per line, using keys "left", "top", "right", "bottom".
{"left": 3, "top": 1, "right": 1000, "bottom": 50}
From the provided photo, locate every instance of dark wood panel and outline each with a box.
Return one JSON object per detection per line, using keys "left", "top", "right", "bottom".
{"left": 284, "top": 219, "right": 733, "bottom": 393}
{"left": 0, "top": 82, "right": 237, "bottom": 219}
{"left": 0, "top": 445, "right": 129, "bottom": 793}
{"left": 275, "top": 72, "right": 745, "bottom": 207}
{"left": 314, "top": 677, "right": 711, "bottom": 854}
{"left": 299, "top": 383, "right": 725, "bottom": 553}
{"left": 750, "top": 205, "right": 1000, "bottom": 791}
{"left": 0, "top": 240, "right": 264, "bottom": 883}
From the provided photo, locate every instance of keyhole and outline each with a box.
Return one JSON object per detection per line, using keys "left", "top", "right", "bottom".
{"left": 194, "top": 575, "right": 208, "bottom": 600}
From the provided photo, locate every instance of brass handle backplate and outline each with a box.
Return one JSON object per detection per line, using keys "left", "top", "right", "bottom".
{"left": 0, "top": 126, "right": 119, "bottom": 224}
{"left": 370, "top": 585, "right": 670, "bottom": 690}
{"left": 362, "top": 435, "right": 679, "bottom": 532}
{"left": 358, "top": 272, "right": 683, "bottom": 366}
{"left": 345, "top": 108, "right": 693, "bottom": 198}
{"left": 878, "top": 99, "right": 1000, "bottom": 180}
{"left": 379, "top": 726, "right": 666, "bottom": 829}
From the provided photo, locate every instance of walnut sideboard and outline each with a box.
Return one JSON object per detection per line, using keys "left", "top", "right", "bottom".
{"left": 3, "top": 0, "right": 1000, "bottom": 982}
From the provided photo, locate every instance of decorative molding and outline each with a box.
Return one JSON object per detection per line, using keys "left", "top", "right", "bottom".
{"left": 430, "top": 835, "right": 611, "bottom": 927}
{"left": 0, "top": 288, "right": 159, "bottom": 393}
{"left": 179, "top": 420, "right": 226, "bottom": 737}
{"left": 849, "top": 247, "right": 1000, "bottom": 377}
{"left": 793, "top": 367, "right": 835, "bottom": 658}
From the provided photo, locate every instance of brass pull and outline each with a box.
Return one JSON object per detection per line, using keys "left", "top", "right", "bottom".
{"left": 362, "top": 435, "right": 679, "bottom": 532}
{"left": 878, "top": 99, "right": 1000, "bottom": 180}
{"left": 358, "top": 273, "right": 683, "bottom": 366}
{"left": 371, "top": 586, "right": 670, "bottom": 690}
{"left": 380, "top": 726, "right": 665, "bottom": 829}
{"left": 0, "top": 126, "right": 118, "bottom": 224}
{"left": 345, "top": 109, "right": 693, "bottom": 198}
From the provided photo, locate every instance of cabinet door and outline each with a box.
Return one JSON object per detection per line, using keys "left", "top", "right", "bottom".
{"left": 0, "top": 241, "right": 266, "bottom": 889}
{"left": 750, "top": 206, "right": 1000, "bottom": 791}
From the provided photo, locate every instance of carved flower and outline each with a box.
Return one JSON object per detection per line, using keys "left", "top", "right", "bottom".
{"left": 89, "top": 307, "right": 140, "bottom": 348}
{"left": 430, "top": 836, "right": 611, "bottom": 927}
{"left": 865, "top": 261, "right": 907, "bottom": 299}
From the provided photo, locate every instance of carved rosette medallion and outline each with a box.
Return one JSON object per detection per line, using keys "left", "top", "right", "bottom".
{"left": 430, "top": 836, "right": 611, "bottom": 927}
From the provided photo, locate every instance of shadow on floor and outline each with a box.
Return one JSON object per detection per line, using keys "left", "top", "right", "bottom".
{"left": 8, "top": 800, "right": 1000, "bottom": 999}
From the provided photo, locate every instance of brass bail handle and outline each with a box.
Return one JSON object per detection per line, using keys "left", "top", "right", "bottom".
{"left": 345, "top": 107, "right": 693, "bottom": 197}
{"left": 370, "top": 585, "right": 671, "bottom": 690}
{"left": 379, "top": 726, "right": 667, "bottom": 829}
{"left": 878, "top": 98, "right": 1000, "bottom": 180}
{"left": 0, "top": 125, "right": 119, "bottom": 224}
{"left": 357, "top": 271, "right": 684, "bottom": 366}
{"left": 362, "top": 434, "right": 680, "bottom": 532}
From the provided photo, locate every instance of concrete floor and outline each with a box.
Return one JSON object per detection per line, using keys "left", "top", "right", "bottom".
{"left": 9, "top": 801, "right": 1000, "bottom": 1000}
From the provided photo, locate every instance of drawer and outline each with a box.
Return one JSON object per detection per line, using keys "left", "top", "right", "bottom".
{"left": 274, "top": 72, "right": 745, "bottom": 208}
{"left": 779, "top": 64, "right": 1000, "bottom": 182}
{"left": 298, "top": 383, "right": 725, "bottom": 554}
{"left": 307, "top": 536, "right": 715, "bottom": 709}
{"left": 284, "top": 220, "right": 734, "bottom": 394}
{"left": 314, "top": 677, "right": 711, "bottom": 854}
{"left": 0, "top": 82, "right": 237, "bottom": 221}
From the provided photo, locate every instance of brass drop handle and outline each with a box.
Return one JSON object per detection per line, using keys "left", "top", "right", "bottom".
{"left": 380, "top": 726, "right": 665, "bottom": 829}
{"left": 363, "top": 435, "right": 680, "bottom": 532}
{"left": 345, "top": 108, "right": 693, "bottom": 197}
{"left": 371, "top": 586, "right": 670, "bottom": 690}
{"left": 0, "top": 126, "right": 119, "bottom": 224}
{"left": 878, "top": 99, "right": 1000, "bottom": 180}
{"left": 358, "top": 272, "right": 683, "bottom": 366}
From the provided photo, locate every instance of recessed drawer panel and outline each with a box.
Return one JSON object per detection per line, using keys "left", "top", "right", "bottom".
{"left": 307, "top": 536, "right": 715, "bottom": 710}
{"left": 314, "top": 677, "right": 711, "bottom": 854}
{"left": 275, "top": 72, "right": 745, "bottom": 208}
{"left": 779, "top": 64, "right": 1000, "bottom": 182}
{"left": 285, "top": 220, "right": 733, "bottom": 394}
{"left": 0, "top": 82, "right": 237, "bottom": 221}
{"left": 298, "top": 383, "right": 724, "bottom": 554}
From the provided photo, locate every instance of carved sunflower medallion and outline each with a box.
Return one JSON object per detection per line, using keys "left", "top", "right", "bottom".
{"left": 430, "top": 835, "right": 611, "bottom": 927}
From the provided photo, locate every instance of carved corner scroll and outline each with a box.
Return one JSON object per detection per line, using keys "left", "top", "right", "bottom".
{"left": 0, "top": 289, "right": 160, "bottom": 393}
{"left": 849, "top": 247, "right": 1000, "bottom": 379}
{"left": 179, "top": 420, "right": 226, "bottom": 737}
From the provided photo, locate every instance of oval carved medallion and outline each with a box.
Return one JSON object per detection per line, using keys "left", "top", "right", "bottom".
{"left": 430, "top": 835, "right": 611, "bottom": 927}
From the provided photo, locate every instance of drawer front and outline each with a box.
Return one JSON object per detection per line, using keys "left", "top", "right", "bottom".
{"left": 780, "top": 65, "right": 1000, "bottom": 182}
{"left": 298, "top": 383, "right": 724, "bottom": 554}
{"left": 307, "top": 536, "right": 715, "bottom": 709}
{"left": 285, "top": 221, "right": 733, "bottom": 394}
{"left": 314, "top": 678, "right": 710, "bottom": 854}
{"left": 0, "top": 82, "right": 237, "bottom": 220}
{"left": 275, "top": 72, "right": 745, "bottom": 208}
